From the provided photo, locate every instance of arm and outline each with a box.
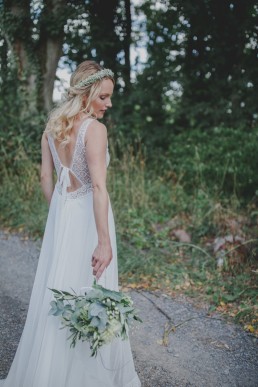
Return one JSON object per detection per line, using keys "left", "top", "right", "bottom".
{"left": 41, "top": 132, "right": 54, "bottom": 205}
{"left": 85, "top": 121, "right": 112, "bottom": 280}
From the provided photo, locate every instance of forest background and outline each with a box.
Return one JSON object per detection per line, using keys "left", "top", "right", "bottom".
{"left": 0, "top": 0, "right": 257, "bottom": 333}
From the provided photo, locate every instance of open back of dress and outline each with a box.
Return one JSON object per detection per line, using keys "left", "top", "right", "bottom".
{"left": 47, "top": 118, "right": 98, "bottom": 201}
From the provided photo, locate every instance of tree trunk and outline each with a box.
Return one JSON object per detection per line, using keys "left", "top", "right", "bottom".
{"left": 123, "top": 0, "right": 132, "bottom": 92}
{"left": 88, "top": 0, "right": 120, "bottom": 74}
{"left": 3, "top": 0, "right": 66, "bottom": 114}
{"left": 40, "top": 40, "right": 63, "bottom": 112}
{"left": 37, "top": 0, "right": 66, "bottom": 112}
{"left": 0, "top": 36, "right": 8, "bottom": 89}
{"left": 3, "top": 0, "right": 38, "bottom": 113}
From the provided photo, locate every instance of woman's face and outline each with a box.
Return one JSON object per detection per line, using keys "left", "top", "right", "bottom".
{"left": 90, "top": 79, "right": 114, "bottom": 119}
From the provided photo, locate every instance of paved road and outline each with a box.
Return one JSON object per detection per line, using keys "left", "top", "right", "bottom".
{"left": 0, "top": 231, "right": 257, "bottom": 386}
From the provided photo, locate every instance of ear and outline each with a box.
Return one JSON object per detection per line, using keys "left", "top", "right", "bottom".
{"left": 82, "top": 94, "right": 88, "bottom": 108}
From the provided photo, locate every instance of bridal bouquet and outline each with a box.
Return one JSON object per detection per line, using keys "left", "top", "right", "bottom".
{"left": 48, "top": 281, "right": 142, "bottom": 357}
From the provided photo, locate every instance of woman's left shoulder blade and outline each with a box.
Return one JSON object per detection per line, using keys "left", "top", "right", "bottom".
{"left": 86, "top": 120, "right": 107, "bottom": 144}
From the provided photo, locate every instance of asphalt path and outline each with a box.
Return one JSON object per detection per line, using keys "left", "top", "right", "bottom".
{"left": 0, "top": 231, "right": 257, "bottom": 387}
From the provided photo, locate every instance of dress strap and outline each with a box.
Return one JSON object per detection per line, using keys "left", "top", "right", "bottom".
{"left": 80, "top": 117, "right": 95, "bottom": 143}
{"left": 59, "top": 166, "right": 71, "bottom": 205}
{"left": 47, "top": 134, "right": 62, "bottom": 178}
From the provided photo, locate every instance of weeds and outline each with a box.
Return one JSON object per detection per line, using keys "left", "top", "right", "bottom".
{"left": 0, "top": 143, "right": 257, "bottom": 334}
{"left": 0, "top": 159, "right": 47, "bottom": 237}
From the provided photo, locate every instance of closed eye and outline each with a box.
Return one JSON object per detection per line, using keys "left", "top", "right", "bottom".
{"left": 100, "top": 94, "right": 113, "bottom": 100}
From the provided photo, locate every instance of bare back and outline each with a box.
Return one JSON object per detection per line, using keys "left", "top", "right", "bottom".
{"left": 47, "top": 117, "right": 109, "bottom": 201}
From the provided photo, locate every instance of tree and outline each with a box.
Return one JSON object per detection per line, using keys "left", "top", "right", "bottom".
{"left": 0, "top": 0, "right": 133, "bottom": 115}
{"left": 137, "top": 0, "right": 258, "bottom": 138}
{"left": 64, "top": 0, "right": 132, "bottom": 92}
{"left": 1, "top": 0, "right": 70, "bottom": 113}
{"left": 177, "top": 0, "right": 258, "bottom": 129}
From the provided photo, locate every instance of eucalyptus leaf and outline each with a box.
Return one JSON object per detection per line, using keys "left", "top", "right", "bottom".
{"left": 75, "top": 299, "right": 87, "bottom": 308}
{"left": 56, "top": 300, "right": 64, "bottom": 310}
{"left": 90, "top": 317, "right": 101, "bottom": 328}
{"left": 118, "top": 306, "right": 135, "bottom": 314}
{"left": 85, "top": 289, "right": 103, "bottom": 300}
{"left": 53, "top": 308, "right": 64, "bottom": 316}
{"left": 88, "top": 302, "right": 105, "bottom": 318}
{"left": 48, "top": 288, "right": 63, "bottom": 295}
{"left": 134, "top": 315, "right": 143, "bottom": 323}
{"left": 60, "top": 290, "right": 76, "bottom": 297}
{"left": 48, "top": 307, "right": 57, "bottom": 316}
{"left": 97, "top": 315, "right": 108, "bottom": 331}
{"left": 71, "top": 309, "right": 81, "bottom": 324}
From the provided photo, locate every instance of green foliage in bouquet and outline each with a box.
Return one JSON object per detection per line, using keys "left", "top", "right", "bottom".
{"left": 48, "top": 281, "right": 142, "bottom": 357}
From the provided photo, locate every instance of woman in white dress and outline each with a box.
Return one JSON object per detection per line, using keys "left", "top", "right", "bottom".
{"left": 0, "top": 61, "right": 141, "bottom": 387}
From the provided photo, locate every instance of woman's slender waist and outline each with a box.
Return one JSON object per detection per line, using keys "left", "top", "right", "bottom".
{"left": 55, "top": 183, "right": 94, "bottom": 201}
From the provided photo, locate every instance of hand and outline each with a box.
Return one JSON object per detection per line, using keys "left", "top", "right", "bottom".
{"left": 91, "top": 242, "right": 113, "bottom": 280}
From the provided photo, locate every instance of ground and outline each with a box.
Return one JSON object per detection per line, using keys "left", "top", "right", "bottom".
{"left": 0, "top": 231, "right": 257, "bottom": 387}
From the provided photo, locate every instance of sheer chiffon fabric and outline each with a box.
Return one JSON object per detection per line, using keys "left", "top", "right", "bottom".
{"left": 0, "top": 118, "right": 141, "bottom": 387}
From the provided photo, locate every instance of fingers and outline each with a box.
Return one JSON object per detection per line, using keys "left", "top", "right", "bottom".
{"left": 92, "top": 256, "right": 112, "bottom": 278}
{"left": 91, "top": 256, "right": 98, "bottom": 267}
{"left": 92, "top": 259, "right": 102, "bottom": 276}
{"left": 96, "top": 262, "right": 107, "bottom": 280}
{"left": 91, "top": 245, "right": 113, "bottom": 279}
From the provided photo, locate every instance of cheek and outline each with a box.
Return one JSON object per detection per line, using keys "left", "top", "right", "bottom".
{"left": 95, "top": 99, "right": 103, "bottom": 109}
{"left": 91, "top": 101, "right": 98, "bottom": 110}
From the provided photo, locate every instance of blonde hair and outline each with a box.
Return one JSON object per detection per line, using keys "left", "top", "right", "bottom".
{"left": 45, "top": 61, "right": 114, "bottom": 146}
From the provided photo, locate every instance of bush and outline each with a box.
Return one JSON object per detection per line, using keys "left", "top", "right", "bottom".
{"left": 161, "top": 126, "right": 258, "bottom": 201}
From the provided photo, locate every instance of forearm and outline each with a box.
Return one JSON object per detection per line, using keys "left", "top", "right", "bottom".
{"left": 41, "top": 175, "right": 54, "bottom": 205}
{"left": 92, "top": 185, "right": 111, "bottom": 245}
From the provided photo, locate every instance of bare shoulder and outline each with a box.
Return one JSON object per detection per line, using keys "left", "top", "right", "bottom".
{"left": 41, "top": 130, "right": 49, "bottom": 145}
{"left": 86, "top": 120, "right": 107, "bottom": 143}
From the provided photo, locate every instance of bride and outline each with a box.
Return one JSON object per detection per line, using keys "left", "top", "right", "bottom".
{"left": 0, "top": 61, "right": 141, "bottom": 387}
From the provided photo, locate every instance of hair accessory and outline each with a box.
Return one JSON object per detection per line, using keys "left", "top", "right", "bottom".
{"left": 74, "top": 68, "right": 114, "bottom": 89}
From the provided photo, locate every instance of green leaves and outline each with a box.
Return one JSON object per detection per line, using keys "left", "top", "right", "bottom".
{"left": 84, "top": 289, "right": 104, "bottom": 301}
{"left": 48, "top": 299, "right": 64, "bottom": 316}
{"left": 48, "top": 283, "right": 142, "bottom": 356}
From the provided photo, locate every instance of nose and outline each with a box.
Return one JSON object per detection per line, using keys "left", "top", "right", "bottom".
{"left": 106, "top": 98, "right": 112, "bottom": 108}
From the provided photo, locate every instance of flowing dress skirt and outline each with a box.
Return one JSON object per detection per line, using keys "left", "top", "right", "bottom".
{"left": 0, "top": 187, "right": 141, "bottom": 387}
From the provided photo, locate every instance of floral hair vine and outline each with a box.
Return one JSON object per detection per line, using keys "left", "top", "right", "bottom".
{"left": 74, "top": 68, "right": 114, "bottom": 89}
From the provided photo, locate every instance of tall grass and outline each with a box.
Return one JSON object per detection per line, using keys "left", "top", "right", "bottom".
{"left": 0, "top": 141, "right": 257, "bottom": 332}
{"left": 0, "top": 159, "right": 48, "bottom": 236}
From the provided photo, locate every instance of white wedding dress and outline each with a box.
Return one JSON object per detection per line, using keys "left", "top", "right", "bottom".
{"left": 0, "top": 118, "right": 141, "bottom": 387}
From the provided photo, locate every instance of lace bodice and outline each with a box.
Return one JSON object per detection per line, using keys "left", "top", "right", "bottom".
{"left": 48, "top": 118, "right": 110, "bottom": 201}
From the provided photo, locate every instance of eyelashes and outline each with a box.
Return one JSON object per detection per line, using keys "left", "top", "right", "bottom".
{"left": 99, "top": 95, "right": 113, "bottom": 100}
